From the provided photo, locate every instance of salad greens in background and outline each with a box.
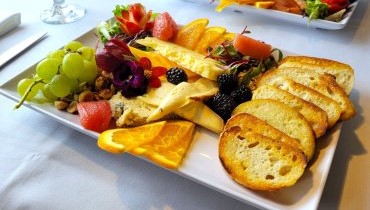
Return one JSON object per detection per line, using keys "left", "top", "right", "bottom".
{"left": 306, "top": 0, "right": 351, "bottom": 21}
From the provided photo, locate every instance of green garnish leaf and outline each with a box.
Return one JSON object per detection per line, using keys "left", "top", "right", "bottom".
{"left": 113, "top": 5, "right": 129, "bottom": 17}
{"left": 306, "top": 0, "right": 329, "bottom": 20}
{"left": 96, "top": 20, "right": 122, "bottom": 44}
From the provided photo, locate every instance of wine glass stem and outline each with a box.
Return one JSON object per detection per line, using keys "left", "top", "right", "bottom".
{"left": 53, "top": 0, "right": 66, "bottom": 6}
{"left": 51, "top": 0, "right": 66, "bottom": 16}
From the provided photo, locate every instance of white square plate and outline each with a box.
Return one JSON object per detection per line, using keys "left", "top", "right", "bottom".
{"left": 190, "top": 0, "right": 358, "bottom": 30}
{"left": 0, "top": 28, "right": 343, "bottom": 210}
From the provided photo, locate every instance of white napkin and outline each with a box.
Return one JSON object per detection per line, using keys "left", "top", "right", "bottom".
{"left": 0, "top": 11, "right": 21, "bottom": 37}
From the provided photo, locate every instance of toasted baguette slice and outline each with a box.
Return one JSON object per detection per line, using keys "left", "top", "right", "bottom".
{"left": 219, "top": 126, "right": 307, "bottom": 191}
{"left": 267, "top": 77, "right": 341, "bottom": 128}
{"left": 232, "top": 99, "right": 315, "bottom": 161}
{"left": 316, "top": 73, "right": 356, "bottom": 120}
{"left": 225, "top": 113, "right": 302, "bottom": 150}
{"left": 253, "top": 85, "right": 328, "bottom": 137}
{"left": 258, "top": 67, "right": 356, "bottom": 121}
{"left": 278, "top": 56, "right": 354, "bottom": 94}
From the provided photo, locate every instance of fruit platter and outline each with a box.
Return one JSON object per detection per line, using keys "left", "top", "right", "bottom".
{"left": 0, "top": 3, "right": 356, "bottom": 210}
{"left": 198, "top": 0, "right": 359, "bottom": 30}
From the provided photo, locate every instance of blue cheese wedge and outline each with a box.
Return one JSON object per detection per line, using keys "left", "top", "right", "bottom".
{"left": 110, "top": 93, "right": 158, "bottom": 127}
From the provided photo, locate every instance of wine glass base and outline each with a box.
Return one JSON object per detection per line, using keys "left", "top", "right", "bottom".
{"left": 41, "top": 3, "right": 85, "bottom": 24}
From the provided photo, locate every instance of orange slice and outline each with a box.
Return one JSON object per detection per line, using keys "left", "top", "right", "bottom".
{"left": 97, "top": 121, "right": 167, "bottom": 154}
{"left": 132, "top": 120, "right": 195, "bottom": 169}
{"left": 216, "top": 0, "right": 274, "bottom": 12}
{"left": 255, "top": 1, "right": 275, "bottom": 8}
{"left": 194, "top": 26, "right": 226, "bottom": 55}
{"left": 174, "top": 18, "right": 209, "bottom": 50}
{"left": 216, "top": 0, "right": 235, "bottom": 12}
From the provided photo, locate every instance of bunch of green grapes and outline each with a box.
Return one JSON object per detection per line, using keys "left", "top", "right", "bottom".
{"left": 15, "top": 41, "right": 98, "bottom": 109}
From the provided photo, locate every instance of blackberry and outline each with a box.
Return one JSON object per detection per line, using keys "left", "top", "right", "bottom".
{"left": 166, "top": 67, "right": 188, "bottom": 85}
{"left": 207, "top": 93, "right": 236, "bottom": 121}
{"left": 217, "top": 73, "right": 238, "bottom": 94}
{"left": 231, "top": 85, "right": 252, "bottom": 105}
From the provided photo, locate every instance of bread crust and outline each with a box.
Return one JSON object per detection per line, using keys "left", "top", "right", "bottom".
{"left": 253, "top": 85, "right": 329, "bottom": 137}
{"left": 225, "top": 113, "right": 302, "bottom": 148}
{"left": 232, "top": 99, "right": 316, "bottom": 161}
{"left": 278, "top": 56, "right": 354, "bottom": 95}
{"left": 219, "top": 126, "right": 307, "bottom": 191}
{"left": 267, "top": 77, "right": 341, "bottom": 128}
{"left": 258, "top": 67, "right": 356, "bottom": 121}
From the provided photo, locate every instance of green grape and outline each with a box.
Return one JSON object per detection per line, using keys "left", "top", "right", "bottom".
{"left": 50, "top": 74, "right": 73, "bottom": 97}
{"left": 69, "top": 77, "right": 79, "bottom": 91}
{"left": 42, "top": 83, "right": 58, "bottom": 101}
{"left": 79, "top": 60, "right": 98, "bottom": 83}
{"left": 17, "top": 78, "right": 44, "bottom": 101}
{"left": 36, "top": 58, "right": 60, "bottom": 81}
{"left": 78, "top": 46, "right": 95, "bottom": 61}
{"left": 64, "top": 41, "right": 84, "bottom": 52}
{"left": 46, "top": 49, "right": 65, "bottom": 62}
{"left": 62, "top": 53, "right": 84, "bottom": 80}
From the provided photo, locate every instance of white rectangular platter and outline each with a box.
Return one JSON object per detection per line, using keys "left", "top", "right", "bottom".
{"left": 0, "top": 28, "right": 342, "bottom": 210}
{"left": 190, "top": 0, "right": 358, "bottom": 30}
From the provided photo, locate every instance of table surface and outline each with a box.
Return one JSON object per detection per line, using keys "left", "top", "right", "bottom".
{"left": 1, "top": 0, "right": 369, "bottom": 210}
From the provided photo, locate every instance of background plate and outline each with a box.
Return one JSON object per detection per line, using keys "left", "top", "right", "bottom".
{"left": 0, "top": 28, "right": 342, "bottom": 210}
{"left": 189, "top": 0, "right": 358, "bottom": 30}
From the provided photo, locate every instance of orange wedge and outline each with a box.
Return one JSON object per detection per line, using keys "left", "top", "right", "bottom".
{"left": 174, "top": 18, "right": 209, "bottom": 50}
{"left": 194, "top": 26, "right": 226, "bottom": 55}
{"left": 255, "top": 1, "right": 275, "bottom": 8}
{"left": 97, "top": 121, "right": 167, "bottom": 154}
{"left": 216, "top": 0, "right": 275, "bottom": 11}
{"left": 132, "top": 120, "right": 195, "bottom": 169}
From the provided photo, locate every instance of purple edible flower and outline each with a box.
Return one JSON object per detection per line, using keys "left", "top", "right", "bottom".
{"left": 111, "top": 60, "right": 147, "bottom": 98}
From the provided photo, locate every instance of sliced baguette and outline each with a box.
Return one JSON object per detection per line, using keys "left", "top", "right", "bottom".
{"left": 232, "top": 99, "right": 316, "bottom": 161}
{"left": 278, "top": 56, "right": 354, "bottom": 94}
{"left": 225, "top": 113, "right": 302, "bottom": 150}
{"left": 257, "top": 67, "right": 356, "bottom": 121}
{"left": 253, "top": 85, "right": 328, "bottom": 137}
{"left": 219, "top": 126, "right": 307, "bottom": 191}
{"left": 267, "top": 77, "right": 341, "bottom": 128}
{"left": 316, "top": 73, "right": 356, "bottom": 120}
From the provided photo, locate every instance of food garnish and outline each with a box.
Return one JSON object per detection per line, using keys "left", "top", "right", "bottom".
{"left": 174, "top": 18, "right": 209, "bottom": 49}
{"left": 114, "top": 3, "right": 155, "bottom": 36}
{"left": 131, "top": 120, "right": 195, "bottom": 169}
{"left": 98, "top": 120, "right": 195, "bottom": 169}
{"left": 98, "top": 121, "right": 167, "bottom": 153}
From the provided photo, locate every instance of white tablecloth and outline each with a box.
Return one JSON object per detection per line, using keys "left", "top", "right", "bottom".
{"left": 1, "top": 0, "right": 369, "bottom": 209}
